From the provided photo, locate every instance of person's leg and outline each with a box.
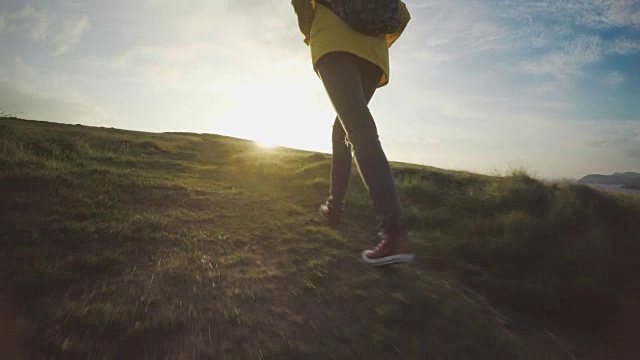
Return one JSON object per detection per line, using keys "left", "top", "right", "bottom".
{"left": 320, "top": 116, "right": 351, "bottom": 225}
{"left": 316, "top": 52, "right": 413, "bottom": 265}
{"left": 326, "top": 73, "right": 377, "bottom": 210}
{"left": 315, "top": 52, "right": 401, "bottom": 218}
{"left": 327, "top": 115, "right": 351, "bottom": 209}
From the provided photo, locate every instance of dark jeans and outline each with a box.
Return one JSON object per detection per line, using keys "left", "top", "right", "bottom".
{"left": 315, "top": 52, "right": 402, "bottom": 218}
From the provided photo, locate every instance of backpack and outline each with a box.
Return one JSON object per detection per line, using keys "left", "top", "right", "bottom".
{"left": 315, "top": 0, "right": 400, "bottom": 37}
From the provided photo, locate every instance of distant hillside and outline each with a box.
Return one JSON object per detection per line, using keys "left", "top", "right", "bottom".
{"left": 578, "top": 172, "right": 640, "bottom": 190}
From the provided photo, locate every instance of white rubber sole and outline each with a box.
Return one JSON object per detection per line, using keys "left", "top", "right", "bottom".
{"left": 361, "top": 251, "right": 415, "bottom": 266}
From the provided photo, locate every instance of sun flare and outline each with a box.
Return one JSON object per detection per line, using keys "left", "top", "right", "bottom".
{"left": 216, "top": 79, "right": 332, "bottom": 154}
{"left": 254, "top": 140, "right": 278, "bottom": 149}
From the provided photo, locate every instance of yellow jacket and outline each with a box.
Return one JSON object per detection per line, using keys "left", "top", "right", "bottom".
{"left": 292, "top": 0, "right": 411, "bottom": 87}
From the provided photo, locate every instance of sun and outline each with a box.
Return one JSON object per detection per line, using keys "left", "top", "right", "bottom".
{"left": 212, "top": 77, "right": 332, "bottom": 154}
{"left": 254, "top": 140, "right": 278, "bottom": 149}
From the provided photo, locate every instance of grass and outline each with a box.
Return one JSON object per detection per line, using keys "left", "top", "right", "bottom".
{"left": 1, "top": 117, "right": 639, "bottom": 358}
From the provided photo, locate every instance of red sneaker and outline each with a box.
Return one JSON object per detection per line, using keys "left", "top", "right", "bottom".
{"left": 319, "top": 202, "right": 343, "bottom": 225}
{"left": 362, "top": 218, "right": 414, "bottom": 266}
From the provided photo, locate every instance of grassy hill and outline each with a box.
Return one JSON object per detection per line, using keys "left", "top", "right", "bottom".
{"left": 1, "top": 117, "right": 639, "bottom": 359}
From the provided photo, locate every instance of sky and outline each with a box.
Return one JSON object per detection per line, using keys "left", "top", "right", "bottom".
{"left": 1, "top": 0, "right": 639, "bottom": 179}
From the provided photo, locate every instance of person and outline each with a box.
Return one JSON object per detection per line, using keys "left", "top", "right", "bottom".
{"left": 292, "top": 0, "right": 414, "bottom": 266}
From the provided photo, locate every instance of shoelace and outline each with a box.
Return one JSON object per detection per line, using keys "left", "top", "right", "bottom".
{"left": 373, "top": 239, "right": 387, "bottom": 252}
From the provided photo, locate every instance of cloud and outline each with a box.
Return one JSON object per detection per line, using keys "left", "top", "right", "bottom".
{"left": 519, "top": 36, "right": 602, "bottom": 79}
{"left": 496, "top": 0, "right": 640, "bottom": 29}
{"left": 490, "top": 0, "right": 639, "bottom": 83}
{"left": 11, "top": 56, "right": 37, "bottom": 80}
{"left": 604, "top": 71, "right": 625, "bottom": 88}
{"left": 583, "top": 121, "right": 640, "bottom": 150}
{"left": 87, "top": 44, "right": 201, "bottom": 83}
{"left": 610, "top": 38, "right": 640, "bottom": 55}
{"left": 402, "top": 0, "right": 508, "bottom": 59}
{"left": 4, "top": 4, "right": 53, "bottom": 40}
{"left": 0, "top": 56, "right": 106, "bottom": 122}
{"left": 0, "top": 80, "right": 107, "bottom": 125}
{"left": 51, "top": 16, "right": 89, "bottom": 55}
{"left": 586, "top": 136, "right": 632, "bottom": 148}
{"left": 81, "top": 0, "right": 301, "bottom": 84}
{"left": 577, "top": 0, "right": 640, "bottom": 29}
{"left": 1, "top": 4, "right": 88, "bottom": 55}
